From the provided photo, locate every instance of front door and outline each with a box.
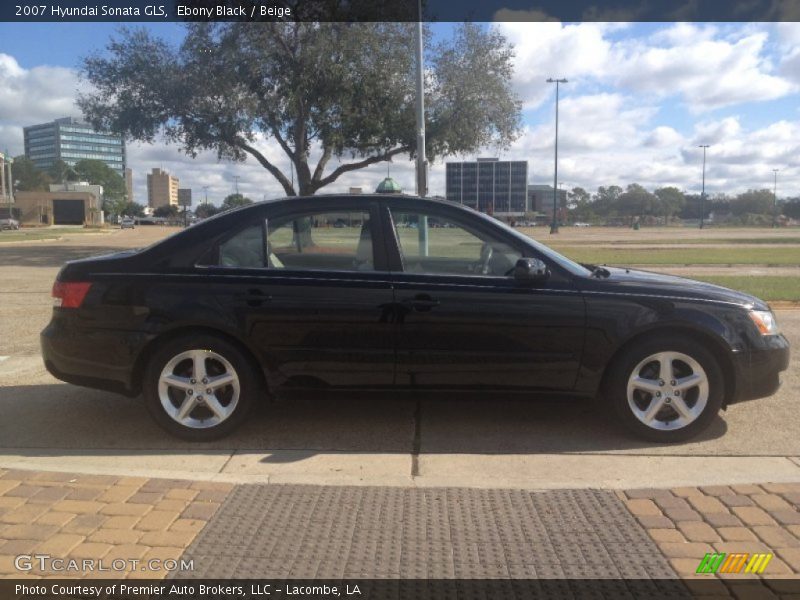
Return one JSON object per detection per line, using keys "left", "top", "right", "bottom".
{"left": 385, "top": 204, "right": 585, "bottom": 391}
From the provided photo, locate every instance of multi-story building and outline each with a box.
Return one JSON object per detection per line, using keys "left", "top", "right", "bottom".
{"left": 146, "top": 168, "right": 179, "bottom": 209}
{"left": 445, "top": 158, "right": 528, "bottom": 217}
{"left": 23, "top": 117, "right": 126, "bottom": 178}
{"left": 125, "top": 168, "right": 134, "bottom": 202}
{"left": 528, "top": 184, "right": 567, "bottom": 215}
{"left": 0, "top": 151, "right": 13, "bottom": 204}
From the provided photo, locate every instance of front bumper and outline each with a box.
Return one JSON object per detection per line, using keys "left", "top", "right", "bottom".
{"left": 729, "top": 333, "right": 790, "bottom": 405}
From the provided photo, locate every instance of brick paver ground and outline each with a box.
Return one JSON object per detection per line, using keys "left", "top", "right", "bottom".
{"left": 0, "top": 468, "right": 232, "bottom": 579}
{"left": 2, "top": 467, "right": 800, "bottom": 597}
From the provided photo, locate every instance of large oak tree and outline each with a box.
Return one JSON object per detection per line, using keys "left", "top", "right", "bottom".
{"left": 79, "top": 23, "right": 521, "bottom": 196}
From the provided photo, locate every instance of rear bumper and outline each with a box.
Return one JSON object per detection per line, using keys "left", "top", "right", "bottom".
{"left": 729, "top": 334, "right": 790, "bottom": 405}
{"left": 41, "top": 316, "right": 148, "bottom": 397}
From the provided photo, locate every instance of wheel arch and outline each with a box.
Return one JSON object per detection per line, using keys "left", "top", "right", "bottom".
{"left": 598, "top": 325, "right": 737, "bottom": 407}
{"left": 130, "top": 325, "right": 270, "bottom": 398}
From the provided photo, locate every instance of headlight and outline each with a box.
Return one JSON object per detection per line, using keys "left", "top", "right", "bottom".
{"left": 749, "top": 310, "right": 779, "bottom": 336}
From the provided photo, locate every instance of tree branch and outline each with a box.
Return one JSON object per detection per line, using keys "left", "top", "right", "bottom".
{"left": 235, "top": 140, "right": 295, "bottom": 196}
{"left": 315, "top": 146, "right": 410, "bottom": 190}
{"left": 311, "top": 146, "right": 333, "bottom": 183}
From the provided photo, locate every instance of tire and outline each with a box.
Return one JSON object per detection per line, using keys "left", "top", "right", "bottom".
{"left": 606, "top": 335, "right": 724, "bottom": 443}
{"left": 143, "top": 334, "right": 259, "bottom": 441}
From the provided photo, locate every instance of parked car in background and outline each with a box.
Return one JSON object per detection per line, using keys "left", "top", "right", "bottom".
{"left": 120, "top": 217, "right": 135, "bottom": 229}
{"left": 0, "top": 218, "right": 20, "bottom": 230}
{"left": 42, "top": 194, "right": 789, "bottom": 442}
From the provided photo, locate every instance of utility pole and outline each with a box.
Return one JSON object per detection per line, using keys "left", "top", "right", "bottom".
{"left": 773, "top": 169, "right": 779, "bottom": 228}
{"left": 233, "top": 175, "right": 240, "bottom": 196}
{"left": 415, "top": 0, "right": 428, "bottom": 255}
{"left": 203, "top": 186, "right": 209, "bottom": 209}
{"left": 699, "top": 144, "right": 709, "bottom": 229}
{"left": 546, "top": 78, "right": 567, "bottom": 234}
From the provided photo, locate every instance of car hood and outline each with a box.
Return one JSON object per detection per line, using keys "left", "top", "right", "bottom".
{"left": 587, "top": 266, "right": 768, "bottom": 310}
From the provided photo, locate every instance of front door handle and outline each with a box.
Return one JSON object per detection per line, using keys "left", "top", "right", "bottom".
{"left": 234, "top": 288, "right": 272, "bottom": 307}
{"left": 402, "top": 294, "right": 440, "bottom": 312}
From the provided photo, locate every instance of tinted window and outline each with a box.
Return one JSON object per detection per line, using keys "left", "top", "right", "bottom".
{"left": 219, "top": 225, "right": 265, "bottom": 268}
{"left": 390, "top": 210, "right": 522, "bottom": 277}
{"left": 266, "top": 210, "right": 374, "bottom": 272}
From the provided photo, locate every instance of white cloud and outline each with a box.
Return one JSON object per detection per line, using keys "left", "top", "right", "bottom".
{"left": 0, "top": 53, "right": 81, "bottom": 147}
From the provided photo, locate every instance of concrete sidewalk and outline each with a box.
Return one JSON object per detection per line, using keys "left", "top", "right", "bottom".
{"left": 1, "top": 468, "right": 800, "bottom": 598}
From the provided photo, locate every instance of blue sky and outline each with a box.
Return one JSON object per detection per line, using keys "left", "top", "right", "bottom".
{"left": 1, "top": 21, "right": 799, "bottom": 203}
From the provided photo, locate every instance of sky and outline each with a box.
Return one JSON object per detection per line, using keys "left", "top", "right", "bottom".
{"left": 1, "top": 21, "right": 800, "bottom": 205}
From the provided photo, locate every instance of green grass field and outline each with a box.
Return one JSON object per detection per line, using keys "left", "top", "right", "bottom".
{"left": 551, "top": 246, "right": 800, "bottom": 266}
{"left": 690, "top": 276, "right": 800, "bottom": 302}
{"left": 0, "top": 228, "right": 109, "bottom": 243}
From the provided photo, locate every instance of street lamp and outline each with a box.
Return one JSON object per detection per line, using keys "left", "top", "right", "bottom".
{"left": 699, "top": 144, "right": 709, "bottom": 229}
{"left": 547, "top": 77, "right": 567, "bottom": 234}
{"left": 773, "top": 169, "right": 779, "bottom": 228}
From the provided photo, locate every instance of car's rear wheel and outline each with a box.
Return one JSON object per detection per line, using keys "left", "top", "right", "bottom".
{"left": 607, "top": 336, "right": 724, "bottom": 442}
{"left": 143, "top": 335, "right": 258, "bottom": 441}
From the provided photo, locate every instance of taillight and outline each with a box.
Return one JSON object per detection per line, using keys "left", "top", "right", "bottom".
{"left": 52, "top": 281, "right": 92, "bottom": 308}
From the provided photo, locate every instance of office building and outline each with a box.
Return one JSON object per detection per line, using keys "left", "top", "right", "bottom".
{"left": 125, "top": 168, "right": 134, "bottom": 202}
{"left": 528, "top": 184, "right": 567, "bottom": 214}
{"left": 0, "top": 151, "right": 12, "bottom": 204}
{"left": 23, "top": 117, "right": 126, "bottom": 178}
{"left": 445, "top": 158, "right": 528, "bottom": 217}
{"left": 147, "top": 168, "right": 179, "bottom": 209}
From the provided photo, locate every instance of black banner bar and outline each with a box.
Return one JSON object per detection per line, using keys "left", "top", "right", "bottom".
{"left": 3, "top": 578, "right": 800, "bottom": 600}
{"left": 2, "top": 0, "right": 800, "bottom": 23}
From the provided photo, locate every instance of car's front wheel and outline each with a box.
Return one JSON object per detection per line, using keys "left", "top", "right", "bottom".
{"left": 143, "top": 335, "right": 258, "bottom": 441}
{"left": 607, "top": 336, "right": 724, "bottom": 442}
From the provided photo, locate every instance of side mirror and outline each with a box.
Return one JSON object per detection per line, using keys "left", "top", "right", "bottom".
{"left": 513, "top": 258, "right": 550, "bottom": 282}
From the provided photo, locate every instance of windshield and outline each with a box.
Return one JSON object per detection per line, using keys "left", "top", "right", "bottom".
{"left": 474, "top": 212, "right": 593, "bottom": 277}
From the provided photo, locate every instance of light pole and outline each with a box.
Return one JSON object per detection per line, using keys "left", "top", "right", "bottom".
{"left": 773, "top": 169, "right": 779, "bottom": 228}
{"left": 233, "top": 175, "right": 240, "bottom": 196}
{"left": 415, "top": 0, "right": 429, "bottom": 255}
{"left": 547, "top": 78, "right": 567, "bottom": 234}
{"left": 699, "top": 144, "right": 709, "bottom": 229}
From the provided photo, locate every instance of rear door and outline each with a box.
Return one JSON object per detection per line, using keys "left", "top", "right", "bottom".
{"left": 381, "top": 199, "right": 586, "bottom": 391}
{"left": 202, "top": 199, "right": 396, "bottom": 388}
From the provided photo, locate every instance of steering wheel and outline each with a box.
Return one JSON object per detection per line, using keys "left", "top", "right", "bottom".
{"left": 477, "top": 243, "right": 494, "bottom": 275}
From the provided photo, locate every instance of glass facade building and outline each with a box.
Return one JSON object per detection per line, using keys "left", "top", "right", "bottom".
{"left": 24, "top": 117, "right": 126, "bottom": 178}
{"left": 445, "top": 158, "right": 528, "bottom": 217}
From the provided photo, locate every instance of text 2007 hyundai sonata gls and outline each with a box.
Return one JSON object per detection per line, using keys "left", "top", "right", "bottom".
{"left": 41, "top": 195, "right": 790, "bottom": 442}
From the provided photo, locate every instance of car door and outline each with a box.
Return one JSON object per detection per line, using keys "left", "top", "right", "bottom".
{"left": 202, "top": 199, "right": 396, "bottom": 388}
{"left": 382, "top": 199, "right": 586, "bottom": 391}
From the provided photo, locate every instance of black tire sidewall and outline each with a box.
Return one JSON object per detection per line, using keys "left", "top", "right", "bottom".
{"left": 143, "top": 335, "right": 257, "bottom": 441}
{"left": 608, "top": 336, "right": 724, "bottom": 443}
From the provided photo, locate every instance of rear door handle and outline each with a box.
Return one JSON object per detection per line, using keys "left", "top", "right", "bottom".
{"left": 402, "top": 294, "right": 440, "bottom": 311}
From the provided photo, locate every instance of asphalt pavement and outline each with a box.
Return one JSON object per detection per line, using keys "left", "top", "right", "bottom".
{"left": 0, "top": 228, "right": 798, "bottom": 490}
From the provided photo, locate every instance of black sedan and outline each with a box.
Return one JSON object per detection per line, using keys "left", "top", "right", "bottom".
{"left": 41, "top": 195, "right": 790, "bottom": 442}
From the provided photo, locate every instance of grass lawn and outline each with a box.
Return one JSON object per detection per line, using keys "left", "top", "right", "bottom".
{"left": 0, "top": 228, "right": 109, "bottom": 243}
{"left": 551, "top": 246, "right": 800, "bottom": 265}
{"left": 542, "top": 236, "right": 800, "bottom": 246}
{"left": 690, "top": 276, "right": 800, "bottom": 302}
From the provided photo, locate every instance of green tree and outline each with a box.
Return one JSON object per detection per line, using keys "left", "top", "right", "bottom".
{"left": 153, "top": 204, "right": 179, "bottom": 218}
{"left": 73, "top": 159, "right": 126, "bottom": 200}
{"left": 221, "top": 194, "right": 253, "bottom": 211}
{"left": 593, "top": 185, "right": 623, "bottom": 216}
{"left": 653, "top": 187, "right": 686, "bottom": 223}
{"left": 617, "top": 184, "right": 656, "bottom": 219}
{"left": 783, "top": 198, "right": 800, "bottom": 220}
{"left": 730, "top": 189, "right": 774, "bottom": 216}
{"left": 567, "top": 187, "right": 594, "bottom": 221}
{"left": 79, "top": 23, "right": 521, "bottom": 196}
{"left": 11, "top": 156, "right": 51, "bottom": 191}
{"left": 195, "top": 203, "right": 221, "bottom": 219}
{"left": 48, "top": 160, "right": 79, "bottom": 184}
{"left": 119, "top": 202, "right": 145, "bottom": 217}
